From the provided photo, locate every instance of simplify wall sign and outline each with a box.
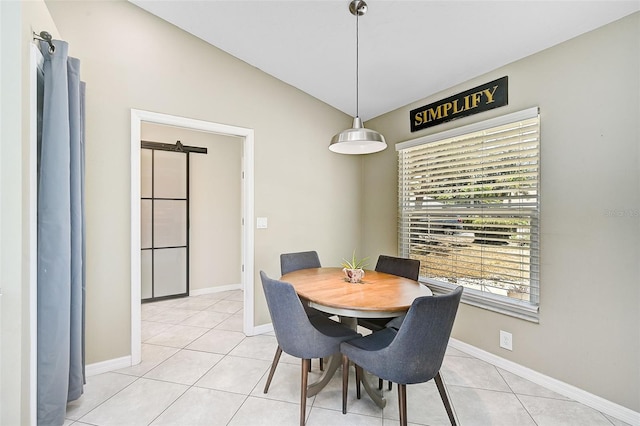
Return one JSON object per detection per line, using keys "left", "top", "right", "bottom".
{"left": 410, "top": 76, "right": 508, "bottom": 132}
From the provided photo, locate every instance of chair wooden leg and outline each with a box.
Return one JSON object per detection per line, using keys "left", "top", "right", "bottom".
{"left": 320, "top": 357, "right": 324, "bottom": 371}
{"left": 388, "top": 380, "right": 392, "bottom": 391}
{"left": 355, "top": 365, "right": 362, "bottom": 400}
{"left": 264, "top": 346, "right": 283, "bottom": 393}
{"left": 434, "top": 371, "right": 457, "bottom": 426}
{"left": 341, "top": 354, "right": 349, "bottom": 414}
{"left": 301, "top": 359, "right": 310, "bottom": 426}
{"left": 398, "top": 383, "right": 407, "bottom": 426}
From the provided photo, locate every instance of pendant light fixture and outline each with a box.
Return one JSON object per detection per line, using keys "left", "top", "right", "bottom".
{"left": 329, "top": 0, "right": 387, "bottom": 155}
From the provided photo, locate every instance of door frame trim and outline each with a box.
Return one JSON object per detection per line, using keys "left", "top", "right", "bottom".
{"left": 130, "top": 109, "right": 255, "bottom": 365}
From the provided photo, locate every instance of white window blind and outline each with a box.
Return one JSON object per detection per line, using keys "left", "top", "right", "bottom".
{"left": 397, "top": 108, "right": 540, "bottom": 320}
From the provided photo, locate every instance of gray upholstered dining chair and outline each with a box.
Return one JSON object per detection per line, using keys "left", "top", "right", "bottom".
{"left": 260, "top": 271, "right": 360, "bottom": 426}
{"left": 357, "top": 255, "right": 420, "bottom": 333}
{"left": 280, "top": 251, "right": 326, "bottom": 319}
{"left": 355, "top": 254, "right": 421, "bottom": 390}
{"left": 375, "top": 254, "right": 421, "bottom": 281}
{"left": 341, "top": 286, "right": 463, "bottom": 426}
{"left": 280, "top": 250, "right": 322, "bottom": 276}
{"left": 279, "top": 250, "right": 327, "bottom": 371}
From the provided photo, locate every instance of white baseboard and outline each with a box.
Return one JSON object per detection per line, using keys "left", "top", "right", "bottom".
{"left": 252, "top": 322, "right": 274, "bottom": 336}
{"left": 190, "top": 283, "right": 242, "bottom": 296}
{"left": 448, "top": 338, "right": 640, "bottom": 426}
{"left": 85, "top": 356, "right": 131, "bottom": 377}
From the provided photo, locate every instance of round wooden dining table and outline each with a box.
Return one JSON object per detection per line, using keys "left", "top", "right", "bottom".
{"left": 281, "top": 266, "right": 432, "bottom": 319}
{"left": 280, "top": 267, "right": 433, "bottom": 408}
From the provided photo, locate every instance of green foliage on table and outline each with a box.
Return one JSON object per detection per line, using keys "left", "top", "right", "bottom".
{"left": 341, "top": 250, "right": 369, "bottom": 270}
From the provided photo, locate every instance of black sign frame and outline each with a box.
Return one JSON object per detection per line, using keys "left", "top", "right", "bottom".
{"left": 410, "top": 76, "right": 508, "bottom": 132}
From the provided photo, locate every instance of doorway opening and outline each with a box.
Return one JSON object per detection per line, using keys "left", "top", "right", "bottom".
{"left": 130, "top": 110, "right": 255, "bottom": 366}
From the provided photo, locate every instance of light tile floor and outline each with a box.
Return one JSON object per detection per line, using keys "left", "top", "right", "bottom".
{"left": 65, "top": 290, "right": 630, "bottom": 426}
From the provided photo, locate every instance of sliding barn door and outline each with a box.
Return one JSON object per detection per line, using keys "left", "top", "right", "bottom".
{"left": 140, "top": 145, "right": 189, "bottom": 301}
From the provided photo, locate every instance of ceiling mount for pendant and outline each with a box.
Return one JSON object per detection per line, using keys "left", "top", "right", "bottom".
{"left": 329, "top": 0, "right": 387, "bottom": 155}
{"left": 349, "top": 0, "right": 367, "bottom": 16}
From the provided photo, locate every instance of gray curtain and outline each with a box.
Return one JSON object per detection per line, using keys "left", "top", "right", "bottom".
{"left": 37, "top": 39, "right": 86, "bottom": 426}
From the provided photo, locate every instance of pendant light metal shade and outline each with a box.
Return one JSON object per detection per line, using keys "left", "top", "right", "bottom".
{"left": 329, "top": 117, "right": 386, "bottom": 154}
{"left": 330, "top": 0, "right": 387, "bottom": 155}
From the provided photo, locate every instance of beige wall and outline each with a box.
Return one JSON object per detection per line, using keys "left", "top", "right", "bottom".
{"left": 140, "top": 123, "right": 242, "bottom": 292}
{"left": 45, "top": 0, "right": 363, "bottom": 365}
{"left": 365, "top": 13, "right": 640, "bottom": 411}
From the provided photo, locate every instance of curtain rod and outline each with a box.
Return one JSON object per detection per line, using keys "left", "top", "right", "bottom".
{"left": 33, "top": 31, "right": 55, "bottom": 54}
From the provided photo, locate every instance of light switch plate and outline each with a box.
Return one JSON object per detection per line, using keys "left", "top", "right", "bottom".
{"left": 256, "top": 217, "right": 268, "bottom": 229}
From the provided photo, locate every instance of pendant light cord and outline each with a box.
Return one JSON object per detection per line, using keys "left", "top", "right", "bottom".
{"left": 355, "top": 11, "right": 359, "bottom": 118}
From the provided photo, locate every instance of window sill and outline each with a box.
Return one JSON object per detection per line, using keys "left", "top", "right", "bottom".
{"left": 423, "top": 279, "right": 539, "bottom": 323}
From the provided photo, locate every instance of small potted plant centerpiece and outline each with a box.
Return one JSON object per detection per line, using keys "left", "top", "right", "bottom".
{"left": 341, "top": 250, "right": 368, "bottom": 283}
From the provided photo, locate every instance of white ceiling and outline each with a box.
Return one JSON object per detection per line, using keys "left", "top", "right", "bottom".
{"left": 130, "top": 0, "right": 639, "bottom": 121}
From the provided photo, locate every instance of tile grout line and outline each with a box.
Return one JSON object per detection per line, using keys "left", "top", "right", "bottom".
{"left": 143, "top": 290, "right": 246, "bottom": 425}
{"left": 68, "top": 290, "right": 245, "bottom": 425}
{"left": 496, "top": 367, "right": 539, "bottom": 426}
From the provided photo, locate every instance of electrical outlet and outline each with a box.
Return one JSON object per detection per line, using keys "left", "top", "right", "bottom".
{"left": 500, "top": 330, "right": 513, "bottom": 351}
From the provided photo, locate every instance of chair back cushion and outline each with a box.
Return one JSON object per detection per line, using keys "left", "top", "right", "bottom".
{"left": 375, "top": 255, "right": 420, "bottom": 281}
{"left": 343, "top": 286, "right": 462, "bottom": 385}
{"left": 280, "top": 251, "right": 321, "bottom": 275}
{"left": 387, "top": 286, "right": 463, "bottom": 383}
{"left": 260, "top": 271, "right": 356, "bottom": 359}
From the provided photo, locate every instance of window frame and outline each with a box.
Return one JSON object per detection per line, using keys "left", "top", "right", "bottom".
{"left": 396, "top": 107, "right": 540, "bottom": 322}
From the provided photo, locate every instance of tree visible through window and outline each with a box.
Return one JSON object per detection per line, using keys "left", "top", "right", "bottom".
{"left": 397, "top": 108, "right": 540, "bottom": 319}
